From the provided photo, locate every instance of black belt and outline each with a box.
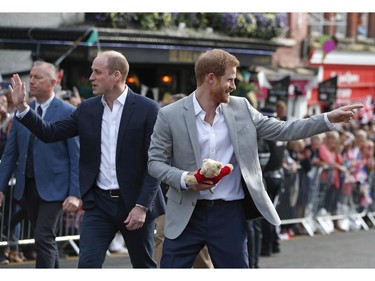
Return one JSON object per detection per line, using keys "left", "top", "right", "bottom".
{"left": 95, "top": 186, "right": 120, "bottom": 198}
{"left": 195, "top": 199, "right": 230, "bottom": 207}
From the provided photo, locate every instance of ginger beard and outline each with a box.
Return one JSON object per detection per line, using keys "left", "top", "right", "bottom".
{"left": 211, "top": 67, "right": 236, "bottom": 104}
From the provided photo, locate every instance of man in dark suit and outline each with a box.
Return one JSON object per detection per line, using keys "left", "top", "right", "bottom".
{"left": 8, "top": 50, "right": 165, "bottom": 268}
{"left": 0, "top": 61, "right": 80, "bottom": 268}
{"left": 147, "top": 48, "right": 362, "bottom": 268}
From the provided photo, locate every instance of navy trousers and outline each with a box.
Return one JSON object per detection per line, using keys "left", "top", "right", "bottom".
{"left": 161, "top": 200, "right": 248, "bottom": 268}
{"left": 78, "top": 188, "right": 156, "bottom": 268}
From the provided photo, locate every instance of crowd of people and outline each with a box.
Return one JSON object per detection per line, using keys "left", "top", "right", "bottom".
{"left": 0, "top": 48, "right": 372, "bottom": 269}
{"left": 277, "top": 118, "right": 375, "bottom": 237}
{"left": 243, "top": 101, "right": 374, "bottom": 267}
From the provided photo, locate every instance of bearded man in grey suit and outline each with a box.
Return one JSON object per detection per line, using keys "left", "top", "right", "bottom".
{"left": 148, "top": 48, "right": 362, "bottom": 268}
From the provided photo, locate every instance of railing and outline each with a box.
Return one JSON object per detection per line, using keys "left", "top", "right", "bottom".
{"left": 276, "top": 164, "right": 374, "bottom": 237}
{"left": 0, "top": 177, "right": 81, "bottom": 255}
{"left": 1, "top": 165, "right": 374, "bottom": 255}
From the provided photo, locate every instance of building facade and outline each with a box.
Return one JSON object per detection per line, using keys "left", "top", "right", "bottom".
{"left": 0, "top": 13, "right": 374, "bottom": 118}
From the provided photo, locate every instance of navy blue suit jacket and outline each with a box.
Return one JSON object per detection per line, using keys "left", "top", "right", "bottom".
{"left": 0, "top": 97, "right": 80, "bottom": 201}
{"left": 18, "top": 89, "right": 165, "bottom": 222}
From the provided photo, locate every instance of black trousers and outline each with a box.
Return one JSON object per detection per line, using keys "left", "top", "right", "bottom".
{"left": 18, "top": 178, "right": 63, "bottom": 268}
{"left": 261, "top": 175, "right": 283, "bottom": 254}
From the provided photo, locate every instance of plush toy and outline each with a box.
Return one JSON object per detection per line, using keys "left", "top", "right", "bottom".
{"left": 185, "top": 158, "right": 234, "bottom": 186}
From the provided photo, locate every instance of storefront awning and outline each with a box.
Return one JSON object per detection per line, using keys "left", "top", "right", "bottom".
{"left": 0, "top": 26, "right": 286, "bottom": 67}
{"left": 309, "top": 50, "right": 375, "bottom": 66}
{"left": 308, "top": 50, "right": 375, "bottom": 104}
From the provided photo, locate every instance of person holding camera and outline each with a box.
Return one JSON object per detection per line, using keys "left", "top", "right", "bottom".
{"left": 58, "top": 86, "right": 82, "bottom": 107}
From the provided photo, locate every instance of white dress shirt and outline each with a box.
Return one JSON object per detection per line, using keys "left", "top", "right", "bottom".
{"left": 183, "top": 92, "right": 244, "bottom": 201}
{"left": 180, "top": 93, "right": 337, "bottom": 200}
{"left": 96, "top": 87, "right": 128, "bottom": 190}
{"left": 35, "top": 93, "right": 54, "bottom": 118}
{"left": 16, "top": 93, "right": 55, "bottom": 118}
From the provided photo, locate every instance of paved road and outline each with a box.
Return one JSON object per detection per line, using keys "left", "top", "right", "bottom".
{"left": 2, "top": 228, "right": 374, "bottom": 270}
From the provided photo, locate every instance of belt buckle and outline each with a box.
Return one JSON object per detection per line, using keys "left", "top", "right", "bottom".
{"left": 109, "top": 189, "right": 119, "bottom": 198}
{"left": 206, "top": 200, "right": 215, "bottom": 207}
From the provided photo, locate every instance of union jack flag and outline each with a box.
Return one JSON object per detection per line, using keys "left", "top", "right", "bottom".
{"left": 358, "top": 95, "right": 374, "bottom": 124}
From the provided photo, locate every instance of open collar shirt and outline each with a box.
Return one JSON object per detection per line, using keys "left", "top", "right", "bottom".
{"left": 96, "top": 86, "right": 128, "bottom": 190}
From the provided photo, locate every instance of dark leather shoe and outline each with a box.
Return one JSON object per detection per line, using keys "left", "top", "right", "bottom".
{"left": 23, "top": 250, "right": 36, "bottom": 260}
{"left": 260, "top": 251, "right": 272, "bottom": 257}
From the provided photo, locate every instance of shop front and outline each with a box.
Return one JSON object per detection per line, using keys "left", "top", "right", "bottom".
{"left": 308, "top": 50, "right": 375, "bottom": 106}
{"left": 248, "top": 66, "right": 321, "bottom": 119}
{"left": 0, "top": 26, "right": 282, "bottom": 102}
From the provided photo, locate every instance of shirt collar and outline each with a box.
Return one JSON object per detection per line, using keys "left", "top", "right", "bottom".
{"left": 192, "top": 91, "right": 222, "bottom": 116}
{"left": 36, "top": 93, "right": 55, "bottom": 110}
{"left": 100, "top": 85, "right": 128, "bottom": 107}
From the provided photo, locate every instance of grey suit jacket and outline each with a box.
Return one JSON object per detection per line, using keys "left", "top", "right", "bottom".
{"left": 148, "top": 94, "right": 330, "bottom": 239}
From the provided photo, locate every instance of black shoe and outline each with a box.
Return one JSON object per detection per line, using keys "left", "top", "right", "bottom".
{"left": 23, "top": 250, "right": 36, "bottom": 260}
{"left": 260, "top": 251, "right": 272, "bottom": 257}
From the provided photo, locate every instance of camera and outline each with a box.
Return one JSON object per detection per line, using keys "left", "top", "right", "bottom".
{"left": 63, "top": 90, "right": 73, "bottom": 100}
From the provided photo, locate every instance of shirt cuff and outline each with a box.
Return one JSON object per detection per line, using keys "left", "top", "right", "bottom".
{"left": 135, "top": 204, "right": 148, "bottom": 213}
{"left": 16, "top": 106, "right": 30, "bottom": 119}
{"left": 323, "top": 112, "right": 336, "bottom": 131}
{"left": 181, "top": 171, "right": 189, "bottom": 190}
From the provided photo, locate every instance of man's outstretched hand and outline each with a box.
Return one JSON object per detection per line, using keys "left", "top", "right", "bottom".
{"left": 327, "top": 103, "right": 363, "bottom": 124}
{"left": 8, "top": 74, "right": 28, "bottom": 112}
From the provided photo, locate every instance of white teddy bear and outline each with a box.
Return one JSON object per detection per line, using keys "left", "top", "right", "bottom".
{"left": 185, "top": 158, "right": 234, "bottom": 187}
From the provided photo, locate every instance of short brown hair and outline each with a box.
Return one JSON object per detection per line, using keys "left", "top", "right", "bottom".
{"left": 194, "top": 49, "right": 239, "bottom": 86}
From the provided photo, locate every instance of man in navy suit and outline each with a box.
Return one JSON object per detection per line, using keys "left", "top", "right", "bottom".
{"left": 8, "top": 50, "right": 165, "bottom": 268}
{"left": 0, "top": 61, "right": 80, "bottom": 268}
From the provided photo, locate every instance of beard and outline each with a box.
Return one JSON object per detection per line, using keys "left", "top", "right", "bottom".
{"left": 211, "top": 86, "right": 230, "bottom": 103}
{"left": 218, "top": 90, "right": 231, "bottom": 104}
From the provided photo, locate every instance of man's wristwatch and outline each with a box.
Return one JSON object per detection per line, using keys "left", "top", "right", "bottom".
{"left": 135, "top": 204, "right": 149, "bottom": 213}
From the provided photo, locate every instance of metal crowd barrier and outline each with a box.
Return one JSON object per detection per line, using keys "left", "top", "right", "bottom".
{"left": 1, "top": 165, "right": 374, "bottom": 253}
{"left": 0, "top": 176, "right": 81, "bottom": 255}
{"left": 276, "top": 164, "right": 374, "bottom": 237}
{"left": 365, "top": 169, "right": 375, "bottom": 226}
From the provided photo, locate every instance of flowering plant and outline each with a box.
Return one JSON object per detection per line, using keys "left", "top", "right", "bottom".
{"left": 89, "top": 13, "right": 288, "bottom": 40}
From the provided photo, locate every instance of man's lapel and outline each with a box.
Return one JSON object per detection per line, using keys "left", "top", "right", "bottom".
{"left": 91, "top": 98, "right": 104, "bottom": 158}
{"left": 183, "top": 95, "right": 201, "bottom": 168}
{"left": 222, "top": 103, "right": 240, "bottom": 157}
{"left": 116, "top": 91, "right": 135, "bottom": 160}
{"left": 43, "top": 98, "right": 57, "bottom": 121}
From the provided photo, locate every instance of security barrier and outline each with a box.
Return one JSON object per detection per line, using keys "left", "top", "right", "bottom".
{"left": 365, "top": 169, "right": 375, "bottom": 226}
{"left": 1, "top": 165, "right": 374, "bottom": 256}
{"left": 0, "top": 177, "right": 81, "bottom": 255}
{"left": 276, "top": 164, "right": 374, "bottom": 237}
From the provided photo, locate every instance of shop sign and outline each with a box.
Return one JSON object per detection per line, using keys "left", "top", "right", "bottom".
{"left": 169, "top": 50, "right": 201, "bottom": 63}
{"left": 267, "top": 75, "right": 290, "bottom": 105}
{"left": 318, "top": 76, "right": 337, "bottom": 103}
